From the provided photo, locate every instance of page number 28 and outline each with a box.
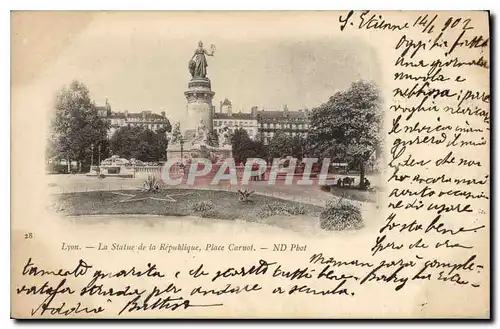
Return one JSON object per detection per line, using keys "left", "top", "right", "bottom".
{"left": 24, "top": 232, "right": 33, "bottom": 239}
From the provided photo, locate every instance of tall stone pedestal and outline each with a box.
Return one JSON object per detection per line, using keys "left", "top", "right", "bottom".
{"left": 167, "top": 74, "right": 227, "bottom": 164}
{"left": 212, "top": 146, "right": 233, "bottom": 164}
{"left": 184, "top": 77, "right": 215, "bottom": 132}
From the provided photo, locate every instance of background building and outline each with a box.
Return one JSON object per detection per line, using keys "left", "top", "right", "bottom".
{"left": 97, "top": 99, "right": 171, "bottom": 138}
{"left": 213, "top": 99, "right": 259, "bottom": 139}
{"left": 256, "top": 105, "right": 310, "bottom": 145}
{"left": 97, "top": 97, "right": 310, "bottom": 144}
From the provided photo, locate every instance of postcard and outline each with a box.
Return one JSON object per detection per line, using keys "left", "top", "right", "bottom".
{"left": 11, "top": 10, "right": 490, "bottom": 319}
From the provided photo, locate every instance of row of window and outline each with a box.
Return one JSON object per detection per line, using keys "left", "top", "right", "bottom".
{"left": 260, "top": 123, "right": 309, "bottom": 129}
{"left": 114, "top": 117, "right": 166, "bottom": 122}
{"left": 110, "top": 118, "right": 168, "bottom": 125}
{"left": 113, "top": 123, "right": 168, "bottom": 131}
{"left": 214, "top": 120, "right": 257, "bottom": 127}
{"left": 214, "top": 121, "right": 311, "bottom": 129}
{"left": 261, "top": 131, "right": 308, "bottom": 138}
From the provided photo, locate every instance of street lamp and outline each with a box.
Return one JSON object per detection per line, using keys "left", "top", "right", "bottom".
{"left": 180, "top": 136, "right": 184, "bottom": 167}
{"left": 98, "top": 144, "right": 101, "bottom": 165}
{"left": 90, "top": 143, "right": 94, "bottom": 166}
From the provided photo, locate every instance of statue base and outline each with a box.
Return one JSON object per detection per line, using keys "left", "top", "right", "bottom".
{"left": 211, "top": 147, "right": 233, "bottom": 164}
{"left": 167, "top": 143, "right": 232, "bottom": 165}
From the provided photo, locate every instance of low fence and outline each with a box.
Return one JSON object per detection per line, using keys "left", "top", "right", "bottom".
{"left": 131, "top": 164, "right": 324, "bottom": 184}
{"left": 133, "top": 166, "right": 163, "bottom": 177}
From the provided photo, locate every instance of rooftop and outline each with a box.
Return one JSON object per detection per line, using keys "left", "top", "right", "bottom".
{"left": 109, "top": 111, "right": 168, "bottom": 120}
{"left": 257, "top": 109, "right": 310, "bottom": 119}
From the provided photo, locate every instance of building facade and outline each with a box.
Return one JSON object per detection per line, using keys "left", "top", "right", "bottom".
{"left": 97, "top": 99, "right": 171, "bottom": 138}
{"left": 213, "top": 99, "right": 259, "bottom": 139}
{"left": 212, "top": 99, "right": 311, "bottom": 144}
{"left": 97, "top": 97, "right": 310, "bottom": 144}
{"left": 256, "top": 105, "right": 310, "bottom": 145}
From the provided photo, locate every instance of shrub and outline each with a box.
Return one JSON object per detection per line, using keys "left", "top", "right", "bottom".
{"left": 319, "top": 199, "right": 363, "bottom": 231}
{"left": 237, "top": 189, "right": 255, "bottom": 203}
{"left": 142, "top": 175, "right": 161, "bottom": 193}
{"left": 192, "top": 200, "right": 214, "bottom": 212}
{"left": 257, "top": 202, "right": 308, "bottom": 219}
{"left": 289, "top": 204, "right": 308, "bottom": 215}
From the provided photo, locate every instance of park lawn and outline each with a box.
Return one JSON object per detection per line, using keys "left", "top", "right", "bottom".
{"left": 55, "top": 188, "right": 324, "bottom": 222}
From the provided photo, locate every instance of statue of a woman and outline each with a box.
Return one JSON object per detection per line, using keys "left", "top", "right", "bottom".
{"left": 189, "top": 41, "right": 215, "bottom": 79}
{"left": 192, "top": 119, "right": 208, "bottom": 145}
{"left": 167, "top": 121, "right": 182, "bottom": 144}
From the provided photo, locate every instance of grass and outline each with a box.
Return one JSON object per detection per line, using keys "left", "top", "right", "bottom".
{"left": 55, "top": 188, "right": 323, "bottom": 222}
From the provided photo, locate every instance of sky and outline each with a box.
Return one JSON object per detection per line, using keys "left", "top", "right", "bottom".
{"left": 13, "top": 12, "right": 381, "bottom": 124}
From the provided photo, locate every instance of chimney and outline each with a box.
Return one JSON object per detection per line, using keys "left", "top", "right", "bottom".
{"left": 251, "top": 106, "right": 258, "bottom": 117}
{"left": 283, "top": 104, "right": 289, "bottom": 117}
{"left": 161, "top": 111, "right": 166, "bottom": 117}
{"left": 220, "top": 101, "right": 223, "bottom": 113}
{"left": 124, "top": 110, "right": 128, "bottom": 117}
{"left": 105, "top": 98, "right": 111, "bottom": 110}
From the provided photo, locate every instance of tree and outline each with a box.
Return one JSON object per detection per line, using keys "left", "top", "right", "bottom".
{"left": 231, "top": 128, "right": 268, "bottom": 164}
{"left": 291, "top": 134, "right": 307, "bottom": 160}
{"left": 307, "top": 80, "right": 382, "bottom": 189}
{"left": 155, "top": 130, "right": 169, "bottom": 161}
{"left": 109, "top": 125, "right": 168, "bottom": 162}
{"left": 231, "top": 128, "right": 252, "bottom": 165}
{"left": 267, "top": 130, "right": 293, "bottom": 159}
{"left": 156, "top": 120, "right": 172, "bottom": 134}
{"left": 207, "top": 130, "right": 219, "bottom": 147}
{"left": 49, "top": 80, "right": 110, "bottom": 172}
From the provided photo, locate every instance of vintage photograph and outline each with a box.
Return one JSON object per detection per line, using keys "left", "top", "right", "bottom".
{"left": 12, "top": 10, "right": 489, "bottom": 319}
{"left": 44, "top": 13, "right": 383, "bottom": 235}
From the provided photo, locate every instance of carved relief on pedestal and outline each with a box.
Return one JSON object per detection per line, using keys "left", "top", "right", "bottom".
{"left": 184, "top": 90, "right": 215, "bottom": 104}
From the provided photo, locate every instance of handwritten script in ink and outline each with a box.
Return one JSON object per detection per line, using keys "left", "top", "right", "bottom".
{"left": 16, "top": 252, "right": 486, "bottom": 317}
{"left": 339, "top": 10, "right": 489, "bottom": 295}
